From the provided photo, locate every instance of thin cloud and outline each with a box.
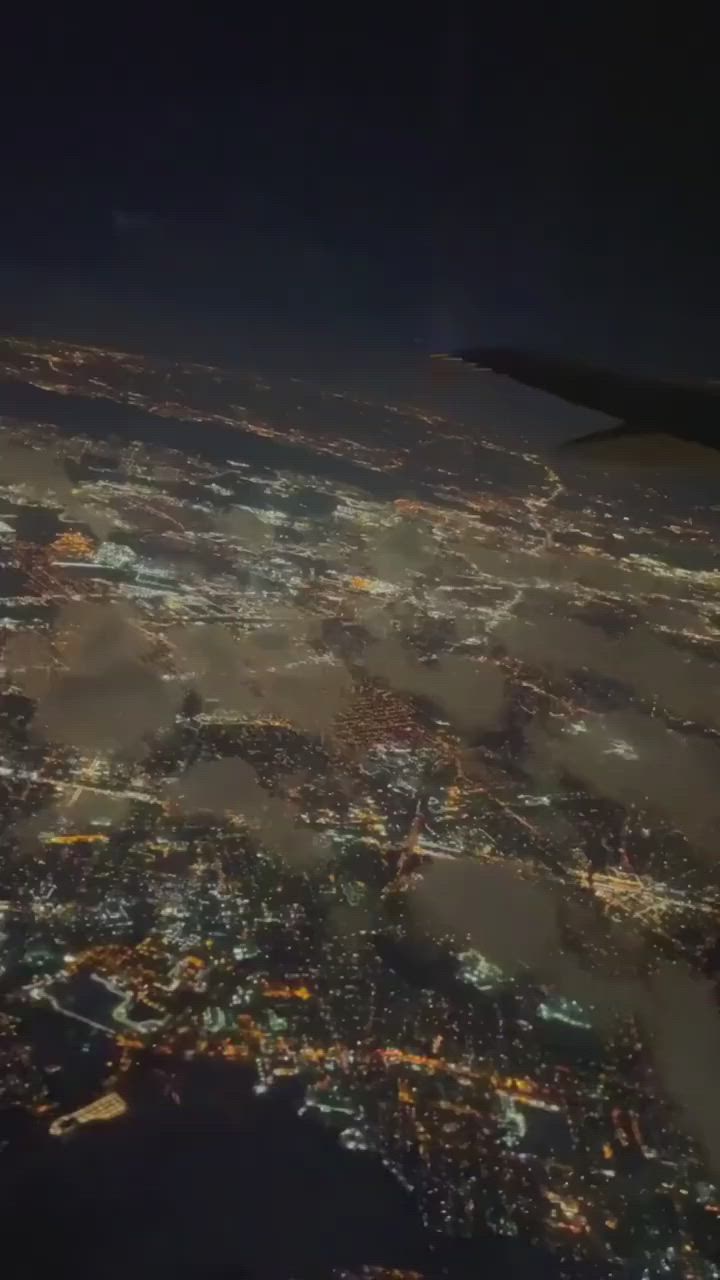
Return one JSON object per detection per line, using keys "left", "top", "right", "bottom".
{"left": 259, "top": 661, "right": 354, "bottom": 736}
{"left": 169, "top": 621, "right": 353, "bottom": 734}
{"left": 168, "top": 623, "right": 262, "bottom": 716}
{"left": 645, "top": 964, "right": 720, "bottom": 1174}
{"left": 412, "top": 860, "right": 720, "bottom": 1172}
{"left": 12, "top": 602, "right": 177, "bottom": 755}
{"left": 32, "top": 659, "right": 178, "bottom": 754}
{"left": 166, "top": 758, "right": 330, "bottom": 868}
{"left": 0, "top": 441, "right": 75, "bottom": 505}
{"left": 526, "top": 711, "right": 720, "bottom": 859}
{"left": 0, "top": 438, "right": 113, "bottom": 540}
{"left": 15, "top": 789, "right": 131, "bottom": 852}
{"left": 363, "top": 636, "right": 506, "bottom": 733}
{"left": 495, "top": 614, "right": 720, "bottom": 728}
{"left": 366, "top": 518, "right": 440, "bottom": 584}
{"left": 53, "top": 601, "right": 155, "bottom": 675}
{"left": 458, "top": 534, "right": 691, "bottom": 601}
{"left": 214, "top": 507, "right": 274, "bottom": 548}
{"left": 2, "top": 631, "right": 55, "bottom": 700}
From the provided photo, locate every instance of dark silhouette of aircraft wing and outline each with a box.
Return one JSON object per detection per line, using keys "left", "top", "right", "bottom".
{"left": 432, "top": 348, "right": 720, "bottom": 452}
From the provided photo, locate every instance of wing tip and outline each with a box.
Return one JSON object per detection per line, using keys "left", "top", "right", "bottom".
{"left": 430, "top": 351, "right": 492, "bottom": 371}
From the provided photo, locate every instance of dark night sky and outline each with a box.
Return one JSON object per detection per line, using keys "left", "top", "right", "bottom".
{"left": 1, "top": 7, "right": 718, "bottom": 373}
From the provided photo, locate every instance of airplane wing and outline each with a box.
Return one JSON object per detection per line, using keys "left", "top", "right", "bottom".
{"left": 433, "top": 347, "right": 720, "bottom": 441}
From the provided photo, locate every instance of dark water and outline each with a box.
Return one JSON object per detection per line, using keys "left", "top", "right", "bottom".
{"left": 4, "top": 1073, "right": 417, "bottom": 1278}
{"left": 0, "top": 1057, "right": 568, "bottom": 1280}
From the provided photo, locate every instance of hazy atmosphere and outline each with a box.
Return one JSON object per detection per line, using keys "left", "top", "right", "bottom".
{"left": 1, "top": 9, "right": 719, "bottom": 1280}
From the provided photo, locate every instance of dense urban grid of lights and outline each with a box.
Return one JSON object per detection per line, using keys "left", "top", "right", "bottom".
{"left": 1, "top": 336, "right": 719, "bottom": 1277}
